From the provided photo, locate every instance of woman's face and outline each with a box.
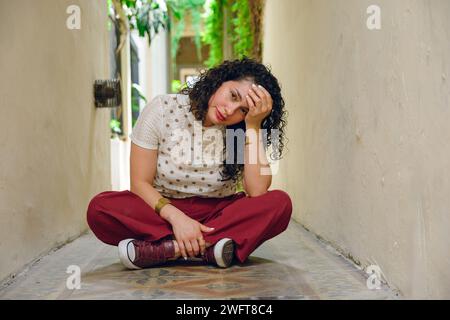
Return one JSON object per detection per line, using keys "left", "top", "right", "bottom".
{"left": 203, "top": 79, "right": 254, "bottom": 127}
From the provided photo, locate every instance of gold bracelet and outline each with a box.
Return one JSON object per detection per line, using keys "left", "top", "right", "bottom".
{"left": 155, "top": 197, "right": 171, "bottom": 215}
{"left": 245, "top": 136, "right": 253, "bottom": 145}
{"left": 245, "top": 136, "right": 264, "bottom": 145}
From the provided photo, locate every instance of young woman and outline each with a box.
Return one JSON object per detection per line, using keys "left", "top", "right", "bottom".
{"left": 86, "top": 58, "right": 292, "bottom": 269}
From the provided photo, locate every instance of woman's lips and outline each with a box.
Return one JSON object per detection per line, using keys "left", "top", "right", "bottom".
{"left": 216, "top": 108, "right": 226, "bottom": 121}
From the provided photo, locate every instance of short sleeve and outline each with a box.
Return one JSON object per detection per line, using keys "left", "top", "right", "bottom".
{"left": 129, "top": 95, "right": 163, "bottom": 150}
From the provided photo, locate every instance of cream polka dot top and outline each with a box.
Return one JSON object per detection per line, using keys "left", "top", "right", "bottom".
{"left": 129, "top": 94, "right": 237, "bottom": 199}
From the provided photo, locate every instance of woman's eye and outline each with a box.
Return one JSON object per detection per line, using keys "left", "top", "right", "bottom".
{"left": 241, "top": 108, "right": 248, "bottom": 114}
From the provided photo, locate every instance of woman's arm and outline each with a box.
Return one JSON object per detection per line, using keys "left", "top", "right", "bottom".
{"left": 242, "top": 124, "right": 272, "bottom": 197}
{"left": 242, "top": 84, "right": 274, "bottom": 197}
{"left": 130, "top": 142, "right": 177, "bottom": 221}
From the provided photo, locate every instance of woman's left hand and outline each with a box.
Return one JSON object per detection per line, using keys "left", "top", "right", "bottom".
{"left": 245, "top": 84, "right": 273, "bottom": 128}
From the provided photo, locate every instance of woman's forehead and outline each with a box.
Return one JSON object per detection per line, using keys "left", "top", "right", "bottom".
{"left": 224, "top": 79, "right": 253, "bottom": 90}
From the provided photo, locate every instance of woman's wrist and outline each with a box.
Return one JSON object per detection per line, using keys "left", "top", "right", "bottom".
{"left": 159, "top": 204, "right": 184, "bottom": 224}
{"left": 245, "top": 121, "right": 261, "bottom": 130}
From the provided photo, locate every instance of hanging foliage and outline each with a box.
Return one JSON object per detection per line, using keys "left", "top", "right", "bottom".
{"left": 202, "top": 0, "right": 224, "bottom": 67}
{"left": 202, "top": 0, "right": 263, "bottom": 66}
{"left": 231, "top": 0, "right": 253, "bottom": 59}
{"left": 166, "top": 0, "right": 206, "bottom": 61}
{"left": 109, "top": 0, "right": 170, "bottom": 52}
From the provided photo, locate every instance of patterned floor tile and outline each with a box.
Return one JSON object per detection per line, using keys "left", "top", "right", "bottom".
{"left": 0, "top": 220, "right": 400, "bottom": 300}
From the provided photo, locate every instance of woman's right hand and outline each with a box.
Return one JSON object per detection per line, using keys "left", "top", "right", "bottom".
{"left": 160, "top": 205, "right": 214, "bottom": 259}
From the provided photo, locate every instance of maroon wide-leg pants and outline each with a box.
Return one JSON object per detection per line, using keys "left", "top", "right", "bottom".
{"left": 86, "top": 189, "right": 293, "bottom": 263}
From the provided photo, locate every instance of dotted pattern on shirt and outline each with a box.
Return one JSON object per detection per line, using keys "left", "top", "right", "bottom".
{"left": 134, "top": 94, "right": 237, "bottom": 199}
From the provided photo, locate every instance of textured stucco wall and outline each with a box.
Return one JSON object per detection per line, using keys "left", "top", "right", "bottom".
{"left": 264, "top": 0, "right": 450, "bottom": 298}
{"left": 0, "top": 0, "right": 111, "bottom": 281}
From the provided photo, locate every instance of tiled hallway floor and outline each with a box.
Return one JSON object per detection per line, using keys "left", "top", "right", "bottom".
{"left": 0, "top": 220, "right": 400, "bottom": 300}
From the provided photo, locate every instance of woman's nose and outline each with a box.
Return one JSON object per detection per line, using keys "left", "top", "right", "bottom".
{"left": 224, "top": 104, "right": 238, "bottom": 116}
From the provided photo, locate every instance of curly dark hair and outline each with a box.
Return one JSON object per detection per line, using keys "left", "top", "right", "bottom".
{"left": 180, "top": 57, "right": 288, "bottom": 184}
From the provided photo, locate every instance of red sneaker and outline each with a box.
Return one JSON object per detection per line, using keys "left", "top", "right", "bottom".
{"left": 118, "top": 238, "right": 175, "bottom": 269}
{"left": 202, "top": 238, "right": 235, "bottom": 268}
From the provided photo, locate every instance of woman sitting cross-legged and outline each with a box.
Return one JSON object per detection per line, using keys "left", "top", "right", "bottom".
{"left": 86, "top": 57, "right": 292, "bottom": 269}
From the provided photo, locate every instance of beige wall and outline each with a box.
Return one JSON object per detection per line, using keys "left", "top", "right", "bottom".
{"left": 264, "top": 0, "right": 450, "bottom": 299}
{"left": 0, "top": 0, "right": 111, "bottom": 281}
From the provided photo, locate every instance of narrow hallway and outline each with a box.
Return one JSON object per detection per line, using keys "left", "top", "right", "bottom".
{"left": 0, "top": 221, "right": 399, "bottom": 300}
{"left": 2, "top": 0, "right": 449, "bottom": 301}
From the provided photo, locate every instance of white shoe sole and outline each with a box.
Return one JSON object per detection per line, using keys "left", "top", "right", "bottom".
{"left": 118, "top": 239, "right": 141, "bottom": 270}
{"left": 214, "top": 238, "right": 234, "bottom": 268}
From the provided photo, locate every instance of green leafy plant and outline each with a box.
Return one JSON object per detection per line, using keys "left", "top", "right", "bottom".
{"left": 132, "top": 83, "right": 148, "bottom": 103}
{"left": 202, "top": 0, "right": 259, "bottom": 66}
{"left": 171, "top": 79, "right": 188, "bottom": 93}
{"left": 202, "top": 0, "right": 224, "bottom": 67}
{"left": 231, "top": 0, "right": 253, "bottom": 59}
{"left": 110, "top": 119, "right": 122, "bottom": 136}
{"left": 131, "top": 83, "right": 147, "bottom": 127}
{"left": 110, "top": 0, "right": 170, "bottom": 47}
{"left": 171, "top": 79, "right": 182, "bottom": 92}
{"left": 166, "top": 0, "right": 206, "bottom": 62}
{"left": 108, "top": 0, "right": 164, "bottom": 137}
